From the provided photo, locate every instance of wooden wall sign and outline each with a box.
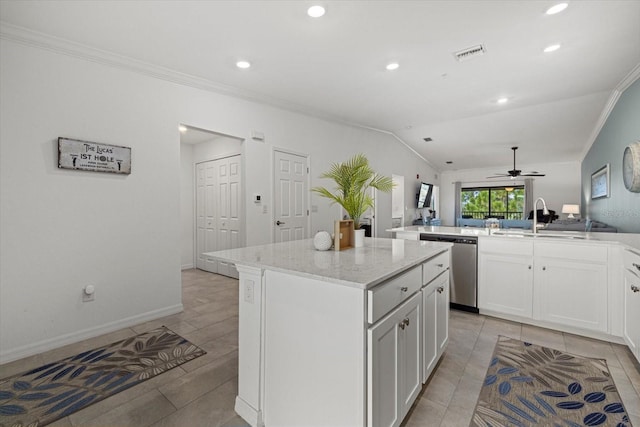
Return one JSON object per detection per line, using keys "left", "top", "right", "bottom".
{"left": 334, "top": 220, "right": 354, "bottom": 251}
{"left": 58, "top": 137, "right": 131, "bottom": 174}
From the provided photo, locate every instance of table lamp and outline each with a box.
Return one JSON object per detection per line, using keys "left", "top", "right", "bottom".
{"left": 562, "top": 204, "right": 580, "bottom": 219}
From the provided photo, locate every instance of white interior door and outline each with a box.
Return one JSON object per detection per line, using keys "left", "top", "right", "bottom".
{"left": 217, "top": 156, "right": 241, "bottom": 278}
{"left": 196, "top": 161, "right": 218, "bottom": 272}
{"left": 274, "top": 150, "right": 308, "bottom": 243}
{"left": 195, "top": 155, "right": 242, "bottom": 278}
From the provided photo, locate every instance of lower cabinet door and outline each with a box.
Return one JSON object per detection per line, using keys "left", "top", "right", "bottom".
{"left": 422, "top": 282, "right": 438, "bottom": 383}
{"left": 435, "top": 274, "right": 449, "bottom": 353}
{"left": 623, "top": 269, "right": 640, "bottom": 362}
{"left": 534, "top": 257, "right": 608, "bottom": 332}
{"left": 399, "top": 293, "right": 422, "bottom": 417}
{"left": 368, "top": 293, "right": 422, "bottom": 427}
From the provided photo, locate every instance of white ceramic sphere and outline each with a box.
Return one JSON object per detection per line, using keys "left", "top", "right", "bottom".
{"left": 313, "top": 231, "right": 333, "bottom": 251}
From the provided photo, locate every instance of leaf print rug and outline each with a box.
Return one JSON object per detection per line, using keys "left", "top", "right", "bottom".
{"left": 471, "top": 336, "right": 632, "bottom": 427}
{"left": 0, "top": 326, "right": 205, "bottom": 427}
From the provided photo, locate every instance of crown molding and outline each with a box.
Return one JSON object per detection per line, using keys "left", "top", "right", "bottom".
{"left": 1, "top": 21, "right": 421, "bottom": 156}
{"left": 580, "top": 62, "right": 640, "bottom": 162}
{"left": 1, "top": 22, "right": 437, "bottom": 169}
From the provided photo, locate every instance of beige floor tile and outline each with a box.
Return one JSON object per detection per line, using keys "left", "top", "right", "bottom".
{"left": 151, "top": 378, "right": 238, "bottom": 427}
{"left": 422, "top": 367, "right": 459, "bottom": 408}
{"left": 480, "top": 316, "right": 522, "bottom": 339}
{"left": 439, "top": 406, "right": 473, "bottom": 427}
{"left": 181, "top": 315, "right": 239, "bottom": 344}
{"left": 80, "top": 389, "right": 176, "bottom": 427}
{"left": 219, "top": 414, "right": 252, "bottom": 427}
{"left": 402, "top": 397, "right": 447, "bottom": 426}
{"left": 158, "top": 350, "right": 238, "bottom": 409}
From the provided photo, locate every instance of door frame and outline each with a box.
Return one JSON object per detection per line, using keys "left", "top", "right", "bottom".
{"left": 272, "top": 147, "right": 311, "bottom": 243}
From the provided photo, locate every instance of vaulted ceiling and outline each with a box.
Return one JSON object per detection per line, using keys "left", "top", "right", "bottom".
{"left": 1, "top": 0, "right": 639, "bottom": 171}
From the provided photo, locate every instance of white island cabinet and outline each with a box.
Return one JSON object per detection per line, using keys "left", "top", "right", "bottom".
{"left": 623, "top": 247, "right": 640, "bottom": 361}
{"left": 206, "top": 238, "right": 451, "bottom": 427}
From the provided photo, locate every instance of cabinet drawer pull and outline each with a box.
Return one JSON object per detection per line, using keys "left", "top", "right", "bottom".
{"left": 542, "top": 266, "right": 546, "bottom": 271}
{"left": 633, "top": 263, "right": 640, "bottom": 272}
{"left": 400, "top": 286, "right": 408, "bottom": 292}
{"left": 436, "top": 263, "right": 444, "bottom": 268}
{"left": 528, "top": 265, "right": 532, "bottom": 270}
{"left": 404, "top": 318, "right": 410, "bottom": 327}
{"left": 632, "top": 285, "right": 640, "bottom": 293}
{"left": 437, "top": 286, "right": 444, "bottom": 294}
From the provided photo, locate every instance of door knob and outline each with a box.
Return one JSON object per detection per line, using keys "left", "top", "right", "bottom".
{"left": 400, "top": 286, "right": 408, "bottom": 292}
{"left": 632, "top": 285, "right": 640, "bottom": 293}
{"left": 276, "top": 220, "right": 285, "bottom": 226}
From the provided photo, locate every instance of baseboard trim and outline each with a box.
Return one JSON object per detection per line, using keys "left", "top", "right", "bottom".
{"left": 181, "top": 263, "right": 194, "bottom": 270}
{"left": 479, "top": 309, "right": 626, "bottom": 345}
{"left": 0, "top": 304, "right": 184, "bottom": 364}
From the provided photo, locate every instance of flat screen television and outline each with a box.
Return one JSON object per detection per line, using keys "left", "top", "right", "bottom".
{"left": 417, "top": 182, "right": 433, "bottom": 209}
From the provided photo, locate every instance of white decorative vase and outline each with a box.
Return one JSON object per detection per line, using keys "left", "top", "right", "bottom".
{"left": 354, "top": 228, "right": 365, "bottom": 248}
{"left": 313, "top": 231, "right": 333, "bottom": 251}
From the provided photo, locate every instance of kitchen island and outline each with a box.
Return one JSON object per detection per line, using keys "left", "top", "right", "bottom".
{"left": 206, "top": 237, "right": 452, "bottom": 427}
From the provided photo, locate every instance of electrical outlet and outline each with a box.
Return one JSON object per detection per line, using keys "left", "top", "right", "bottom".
{"left": 244, "top": 280, "right": 254, "bottom": 304}
{"left": 83, "top": 285, "right": 95, "bottom": 302}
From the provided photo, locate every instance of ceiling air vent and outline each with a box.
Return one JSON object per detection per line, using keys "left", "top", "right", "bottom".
{"left": 423, "top": 137, "right": 433, "bottom": 142}
{"left": 454, "top": 44, "right": 486, "bottom": 62}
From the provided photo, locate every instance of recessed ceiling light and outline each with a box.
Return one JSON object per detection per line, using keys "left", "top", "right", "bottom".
{"left": 179, "top": 125, "right": 187, "bottom": 133}
{"left": 386, "top": 63, "right": 399, "bottom": 71}
{"left": 497, "top": 97, "right": 509, "bottom": 104}
{"left": 236, "top": 60, "right": 251, "bottom": 69}
{"left": 307, "top": 5, "right": 325, "bottom": 18}
{"left": 544, "top": 44, "right": 561, "bottom": 53}
{"left": 546, "top": 3, "right": 568, "bottom": 15}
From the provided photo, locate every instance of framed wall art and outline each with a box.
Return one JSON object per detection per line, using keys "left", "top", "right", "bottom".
{"left": 58, "top": 137, "right": 131, "bottom": 174}
{"left": 590, "top": 163, "right": 609, "bottom": 200}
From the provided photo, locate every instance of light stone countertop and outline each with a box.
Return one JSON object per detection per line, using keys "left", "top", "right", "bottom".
{"left": 204, "top": 237, "right": 452, "bottom": 290}
{"left": 387, "top": 225, "right": 640, "bottom": 252}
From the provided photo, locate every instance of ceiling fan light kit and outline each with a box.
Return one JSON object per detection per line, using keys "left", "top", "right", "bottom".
{"left": 487, "top": 147, "right": 546, "bottom": 179}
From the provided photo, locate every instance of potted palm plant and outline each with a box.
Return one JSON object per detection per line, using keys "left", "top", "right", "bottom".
{"left": 312, "top": 153, "right": 394, "bottom": 247}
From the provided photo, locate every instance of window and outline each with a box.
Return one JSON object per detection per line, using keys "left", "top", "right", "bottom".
{"left": 461, "top": 186, "right": 525, "bottom": 220}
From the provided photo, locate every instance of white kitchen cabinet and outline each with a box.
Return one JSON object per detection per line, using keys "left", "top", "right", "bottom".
{"left": 533, "top": 242, "right": 608, "bottom": 332}
{"left": 368, "top": 292, "right": 422, "bottom": 427}
{"left": 623, "top": 248, "right": 640, "bottom": 362}
{"left": 422, "top": 279, "right": 438, "bottom": 380}
{"left": 436, "top": 273, "right": 449, "bottom": 354}
{"left": 478, "top": 237, "right": 534, "bottom": 318}
{"left": 422, "top": 260, "right": 450, "bottom": 383}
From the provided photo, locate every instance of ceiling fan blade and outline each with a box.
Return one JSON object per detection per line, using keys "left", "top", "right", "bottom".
{"left": 486, "top": 174, "right": 512, "bottom": 178}
{"left": 521, "top": 173, "right": 546, "bottom": 177}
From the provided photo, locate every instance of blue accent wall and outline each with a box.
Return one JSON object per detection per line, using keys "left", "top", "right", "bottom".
{"left": 581, "top": 78, "right": 640, "bottom": 233}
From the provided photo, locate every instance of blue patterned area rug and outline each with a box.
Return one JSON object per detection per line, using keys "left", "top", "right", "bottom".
{"left": 471, "top": 336, "right": 632, "bottom": 427}
{"left": 0, "top": 326, "right": 205, "bottom": 427}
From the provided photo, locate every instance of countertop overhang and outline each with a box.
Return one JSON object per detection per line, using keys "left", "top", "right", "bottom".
{"left": 204, "top": 237, "right": 452, "bottom": 290}
{"left": 388, "top": 225, "right": 640, "bottom": 252}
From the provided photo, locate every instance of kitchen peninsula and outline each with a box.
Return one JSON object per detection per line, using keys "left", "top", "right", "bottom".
{"left": 206, "top": 237, "right": 452, "bottom": 427}
{"left": 389, "top": 225, "right": 640, "bottom": 364}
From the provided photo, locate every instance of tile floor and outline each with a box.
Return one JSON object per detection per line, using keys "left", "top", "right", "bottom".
{"left": 1, "top": 268, "right": 639, "bottom": 426}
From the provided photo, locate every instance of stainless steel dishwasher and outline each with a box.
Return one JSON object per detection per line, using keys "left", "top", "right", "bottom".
{"left": 420, "top": 234, "right": 478, "bottom": 313}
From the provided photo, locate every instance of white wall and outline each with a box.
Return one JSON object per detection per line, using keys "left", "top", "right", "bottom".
{"left": 439, "top": 161, "right": 581, "bottom": 226}
{"left": 0, "top": 39, "right": 438, "bottom": 361}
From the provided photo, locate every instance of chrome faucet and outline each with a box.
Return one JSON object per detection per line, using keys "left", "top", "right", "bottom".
{"left": 532, "top": 197, "right": 549, "bottom": 234}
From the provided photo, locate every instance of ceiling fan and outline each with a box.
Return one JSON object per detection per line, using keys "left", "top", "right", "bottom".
{"left": 487, "top": 146, "right": 546, "bottom": 178}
